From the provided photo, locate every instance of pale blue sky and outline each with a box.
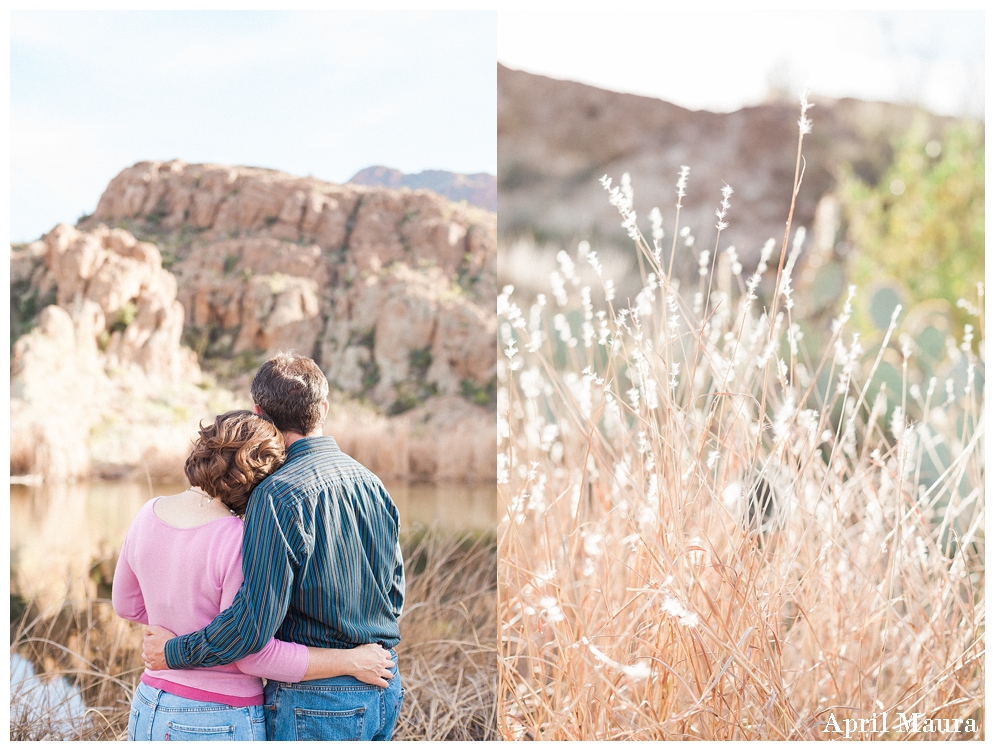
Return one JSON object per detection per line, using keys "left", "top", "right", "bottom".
{"left": 10, "top": 10, "right": 497, "bottom": 242}
{"left": 499, "top": 10, "right": 984, "bottom": 118}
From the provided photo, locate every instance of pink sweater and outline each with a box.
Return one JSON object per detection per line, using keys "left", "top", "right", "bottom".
{"left": 112, "top": 498, "right": 308, "bottom": 706}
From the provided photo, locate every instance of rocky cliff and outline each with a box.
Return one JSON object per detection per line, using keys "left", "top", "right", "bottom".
{"left": 498, "top": 65, "right": 953, "bottom": 278}
{"left": 11, "top": 163, "right": 497, "bottom": 483}
{"left": 81, "top": 161, "right": 497, "bottom": 409}
{"left": 10, "top": 224, "right": 219, "bottom": 481}
{"left": 349, "top": 166, "right": 497, "bottom": 212}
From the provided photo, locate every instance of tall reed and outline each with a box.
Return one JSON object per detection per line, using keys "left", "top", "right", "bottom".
{"left": 10, "top": 529, "right": 497, "bottom": 741}
{"left": 497, "top": 94, "right": 984, "bottom": 740}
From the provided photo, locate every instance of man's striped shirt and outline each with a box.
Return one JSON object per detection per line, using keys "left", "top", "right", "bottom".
{"left": 164, "top": 436, "right": 404, "bottom": 670}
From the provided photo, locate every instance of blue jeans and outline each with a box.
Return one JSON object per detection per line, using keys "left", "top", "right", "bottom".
{"left": 128, "top": 681, "right": 266, "bottom": 741}
{"left": 263, "top": 649, "right": 403, "bottom": 741}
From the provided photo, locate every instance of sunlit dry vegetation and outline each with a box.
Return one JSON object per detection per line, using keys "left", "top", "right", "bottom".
{"left": 498, "top": 96, "right": 984, "bottom": 740}
{"left": 10, "top": 529, "right": 497, "bottom": 741}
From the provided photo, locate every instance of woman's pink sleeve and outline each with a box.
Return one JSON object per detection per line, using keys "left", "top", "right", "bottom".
{"left": 231, "top": 636, "right": 309, "bottom": 682}
{"left": 219, "top": 526, "right": 308, "bottom": 683}
{"left": 111, "top": 530, "right": 149, "bottom": 624}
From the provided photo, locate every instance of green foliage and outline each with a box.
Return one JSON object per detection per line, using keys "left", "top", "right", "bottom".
{"left": 409, "top": 347, "right": 433, "bottom": 378}
{"left": 145, "top": 207, "right": 169, "bottom": 227}
{"left": 461, "top": 377, "right": 496, "bottom": 408}
{"left": 362, "top": 358, "right": 381, "bottom": 390}
{"left": 114, "top": 218, "right": 198, "bottom": 271}
{"left": 196, "top": 347, "right": 266, "bottom": 382}
{"left": 109, "top": 301, "right": 138, "bottom": 334}
{"left": 182, "top": 324, "right": 213, "bottom": 359}
{"left": 230, "top": 350, "right": 264, "bottom": 374}
{"left": 840, "top": 120, "right": 984, "bottom": 335}
{"left": 354, "top": 327, "right": 376, "bottom": 349}
{"left": 388, "top": 388, "right": 419, "bottom": 416}
{"left": 456, "top": 246, "right": 482, "bottom": 292}
{"left": 11, "top": 288, "right": 41, "bottom": 349}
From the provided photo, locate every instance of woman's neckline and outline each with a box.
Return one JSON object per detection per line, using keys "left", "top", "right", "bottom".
{"left": 151, "top": 494, "right": 238, "bottom": 530}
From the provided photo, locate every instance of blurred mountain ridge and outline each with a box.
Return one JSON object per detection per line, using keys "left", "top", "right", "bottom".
{"left": 350, "top": 165, "right": 497, "bottom": 212}
{"left": 497, "top": 64, "right": 969, "bottom": 277}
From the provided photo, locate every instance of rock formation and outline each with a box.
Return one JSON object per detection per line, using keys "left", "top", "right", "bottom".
{"left": 11, "top": 162, "right": 497, "bottom": 483}
{"left": 10, "top": 225, "right": 207, "bottom": 481}
{"left": 349, "top": 166, "right": 498, "bottom": 212}
{"left": 81, "top": 161, "right": 496, "bottom": 417}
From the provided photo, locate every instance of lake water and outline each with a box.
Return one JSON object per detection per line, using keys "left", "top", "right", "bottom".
{"left": 9, "top": 479, "right": 495, "bottom": 737}
{"left": 9, "top": 654, "right": 88, "bottom": 738}
{"left": 9, "top": 479, "right": 496, "bottom": 605}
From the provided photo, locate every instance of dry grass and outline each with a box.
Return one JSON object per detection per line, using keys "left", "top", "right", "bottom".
{"left": 326, "top": 398, "right": 497, "bottom": 483}
{"left": 9, "top": 528, "right": 496, "bottom": 741}
{"left": 10, "top": 596, "right": 139, "bottom": 740}
{"left": 392, "top": 529, "right": 497, "bottom": 740}
{"left": 497, "top": 99, "right": 984, "bottom": 740}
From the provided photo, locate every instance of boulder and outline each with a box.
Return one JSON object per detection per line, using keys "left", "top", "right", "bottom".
{"left": 10, "top": 302, "right": 108, "bottom": 480}
{"left": 10, "top": 225, "right": 203, "bottom": 480}
{"left": 84, "top": 160, "right": 497, "bottom": 411}
{"left": 12, "top": 160, "right": 497, "bottom": 482}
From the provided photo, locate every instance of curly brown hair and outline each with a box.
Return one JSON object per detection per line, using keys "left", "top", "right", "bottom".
{"left": 183, "top": 410, "right": 286, "bottom": 516}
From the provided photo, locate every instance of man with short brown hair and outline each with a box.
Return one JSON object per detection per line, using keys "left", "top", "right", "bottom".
{"left": 143, "top": 352, "right": 406, "bottom": 740}
{"left": 250, "top": 353, "right": 329, "bottom": 436}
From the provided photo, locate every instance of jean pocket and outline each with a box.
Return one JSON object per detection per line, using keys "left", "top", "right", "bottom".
{"left": 294, "top": 707, "right": 365, "bottom": 741}
{"left": 127, "top": 707, "right": 140, "bottom": 741}
{"left": 164, "top": 721, "right": 236, "bottom": 741}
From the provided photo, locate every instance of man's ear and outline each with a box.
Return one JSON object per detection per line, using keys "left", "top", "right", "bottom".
{"left": 322, "top": 399, "right": 329, "bottom": 419}
{"left": 253, "top": 404, "right": 263, "bottom": 416}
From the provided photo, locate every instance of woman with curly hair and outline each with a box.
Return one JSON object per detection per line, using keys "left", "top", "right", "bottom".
{"left": 112, "top": 410, "right": 394, "bottom": 742}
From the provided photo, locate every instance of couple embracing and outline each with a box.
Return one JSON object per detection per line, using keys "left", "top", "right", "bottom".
{"left": 112, "top": 353, "right": 405, "bottom": 741}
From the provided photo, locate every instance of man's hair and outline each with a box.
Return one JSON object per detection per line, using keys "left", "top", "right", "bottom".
{"left": 184, "top": 410, "right": 286, "bottom": 516}
{"left": 250, "top": 352, "right": 329, "bottom": 436}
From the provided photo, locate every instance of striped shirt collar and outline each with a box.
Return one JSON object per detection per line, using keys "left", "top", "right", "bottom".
{"left": 285, "top": 435, "right": 340, "bottom": 459}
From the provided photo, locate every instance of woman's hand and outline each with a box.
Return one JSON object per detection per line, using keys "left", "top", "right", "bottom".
{"left": 302, "top": 643, "right": 395, "bottom": 686}
{"left": 346, "top": 644, "right": 395, "bottom": 687}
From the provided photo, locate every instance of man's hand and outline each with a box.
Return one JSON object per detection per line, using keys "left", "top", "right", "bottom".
{"left": 141, "top": 624, "right": 176, "bottom": 672}
{"left": 348, "top": 644, "right": 395, "bottom": 688}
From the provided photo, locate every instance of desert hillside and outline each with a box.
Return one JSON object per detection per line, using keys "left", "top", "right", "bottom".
{"left": 10, "top": 163, "right": 496, "bottom": 483}
{"left": 498, "top": 64, "right": 955, "bottom": 276}
{"left": 349, "top": 166, "right": 497, "bottom": 212}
